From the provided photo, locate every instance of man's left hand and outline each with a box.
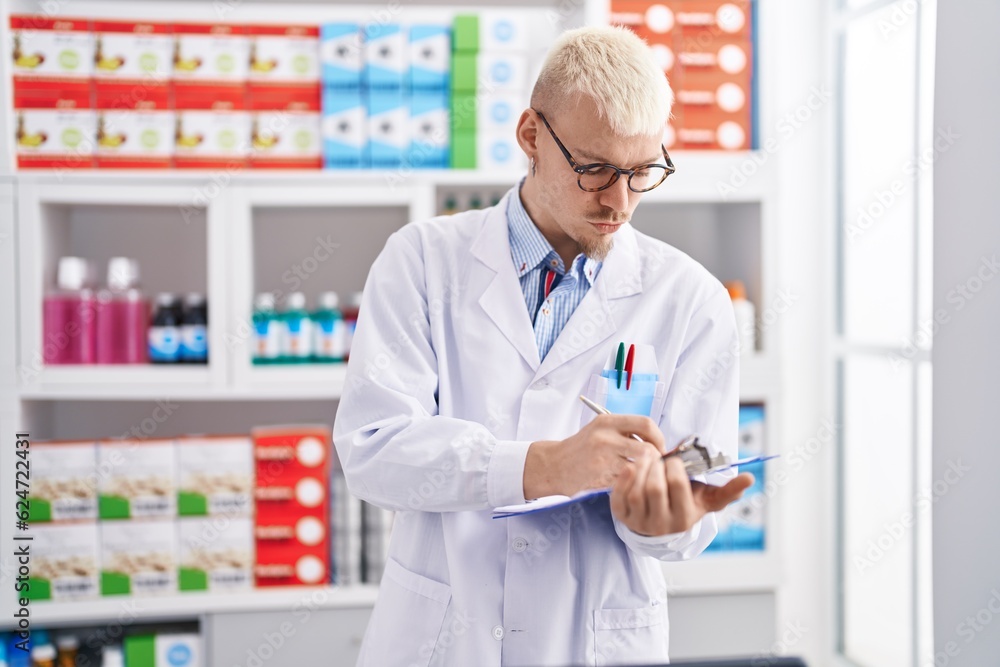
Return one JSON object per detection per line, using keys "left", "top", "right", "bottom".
{"left": 609, "top": 446, "right": 754, "bottom": 537}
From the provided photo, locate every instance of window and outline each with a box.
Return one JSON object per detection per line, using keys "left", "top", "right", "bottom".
{"left": 833, "top": 0, "right": 936, "bottom": 665}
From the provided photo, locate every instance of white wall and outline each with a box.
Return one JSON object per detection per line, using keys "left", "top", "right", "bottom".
{"left": 932, "top": 1, "right": 1000, "bottom": 664}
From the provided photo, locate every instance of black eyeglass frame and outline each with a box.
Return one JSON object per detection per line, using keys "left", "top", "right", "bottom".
{"left": 532, "top": 108, "right": 676, "bottom": 193}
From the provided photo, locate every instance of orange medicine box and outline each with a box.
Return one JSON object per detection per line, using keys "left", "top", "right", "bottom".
{"left": 10, "top": 15, "right": 94, "bottom": 109}
{"left": 253, "top": 424, "right": 331, "bottom": 587}
{"left": 92, "top": 20, "right": 173, "bottom": 111}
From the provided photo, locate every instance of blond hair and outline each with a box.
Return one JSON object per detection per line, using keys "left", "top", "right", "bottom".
{"left": 530, "top": 26, "right": 672, "bottom": 137}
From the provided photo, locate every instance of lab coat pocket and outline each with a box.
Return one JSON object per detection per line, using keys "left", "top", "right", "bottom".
{"left": 361, "top": 557, "right": 452, "bottom": 667}
{"left": 581, "top": 374, "right": 668, "bottom": 428}
{"left": 591, "top": 604, "right": 669, "bottom": 666}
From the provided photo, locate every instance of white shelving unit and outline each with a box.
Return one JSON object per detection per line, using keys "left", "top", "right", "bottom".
{"left": 0, "top": 0, "right": 820, "bottom": 662}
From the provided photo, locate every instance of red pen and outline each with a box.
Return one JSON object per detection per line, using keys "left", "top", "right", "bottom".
{"left": 625, "top": 343, "right": 635, "bottom": 390}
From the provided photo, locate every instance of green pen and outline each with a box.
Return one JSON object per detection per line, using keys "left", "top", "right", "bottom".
{"left": 615, "top": 342, "right": 625, "bottom": 388}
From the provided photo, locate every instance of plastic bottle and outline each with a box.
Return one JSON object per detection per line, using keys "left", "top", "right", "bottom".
{"left": 726, "top": 280, "right": 756, "bottom": 355}
{"left": 30, "top": 643, "right": 55, "bottom": 667}
{"left": 281, "top": 292, "right": 313, "bottom": 363}
{"left": 442, "top": 195, "right": 457, "bottom": 215}
{"left": 148, "top": 293, "right": 183, "bottom": 364}
{"left": 252, "top": 293, "right": 281, "bottom": 365}
{"left": 342, "top": 291, "right": 363, "bottom": 361}
{"left": 312, "top": 291, "right": 346, "bottom": 363}
{"left": 100, "top": 646, "right": 123, "bottom": 667}
{"left": 54, "top": 636, "right": 78, "bottom": 667}
{"left": 95, "top": 257, "right": 148, "bottom": 364}
{"left": 180, "top": 293, "right": 209, "bottom": 364}
{"left": 43, "top": 257, "right": 96, "bottom": 365}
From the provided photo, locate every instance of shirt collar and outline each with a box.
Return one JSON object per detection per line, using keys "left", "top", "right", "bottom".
{"left": 507, "top": 181, "right": 602, "bottom": 285}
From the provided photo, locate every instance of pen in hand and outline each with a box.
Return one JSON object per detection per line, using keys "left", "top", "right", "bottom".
{"left": 579, "top": 395, "right": 682, "bottom": 463}
{"left": 578, "top": 395, "right": 653, "bottom": 465}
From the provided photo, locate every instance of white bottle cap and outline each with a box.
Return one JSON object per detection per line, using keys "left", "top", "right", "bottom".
{"left": 317, "top": 291, "right": 339, "bottom": 310}
{"left": 349, "top": 291, "right": 364, "bottom": 307}
{"left": 155, "top": 292, "right": 178, "bottom": 308}
{"left": 254, "top": 293, "right": 275, "bottom": 311}
{"left": 286, "top": 292, "right": 307, "bottom": 310}
{"left": 107, "top": 257, "right": 139, "bottom": 291}
{"left": 185, "top": 292, "right": 206, "bottom": 308}
{"left": 56, "top": 635, "right": 80, "bottom": 650}
{"left": 102, "top": 646, "right": 125, "bottom": 667}
{"left": 57, "top": 256, "right": 89, "bottom": 291}
{"left": 32, "top": 644, "right": 57, "bottom": 660}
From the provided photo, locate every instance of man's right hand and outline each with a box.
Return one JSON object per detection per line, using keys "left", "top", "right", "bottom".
{"left": 523, "top": 414, "right": 666, "bottom": 500}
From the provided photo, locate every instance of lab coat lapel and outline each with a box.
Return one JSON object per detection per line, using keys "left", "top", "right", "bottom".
{"left": 470, "top": 194, "right": 542, "bottom": 371}
{"left": 534, "top": 223, "right": 643, "bottom": 380}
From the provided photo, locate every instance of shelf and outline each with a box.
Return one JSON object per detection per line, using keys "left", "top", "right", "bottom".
{"left": 18, "top": 364, "right": 351, "bottom": 400}
{"left": 662, "top": 551, "right": 781, "bottom": 596}
{"left": 9, "top": 149, "right": 776, "bottom": 204}
{"left": 19, "top": 365, "right": 215, "bottom": 400}
{"left": 18, "top": 357, "right": 772, "bottom": 401}
{"left": 4, "top": 586, "right": 380, "bottom": 629}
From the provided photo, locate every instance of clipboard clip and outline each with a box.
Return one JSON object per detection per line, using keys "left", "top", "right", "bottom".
{"left": 664, "top": 435, "right": 731, "bottom": 476}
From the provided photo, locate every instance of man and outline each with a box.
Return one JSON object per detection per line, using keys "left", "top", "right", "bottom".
{"left": 333, "top": 26, "right": 753, "bottom": 666}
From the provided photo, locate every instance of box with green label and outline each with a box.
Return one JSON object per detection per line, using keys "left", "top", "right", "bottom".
{"left": 98, "top": 439, "right": 177, "bottom": 520}
{"left": 125, "top": 632, "right": 201, "bottom": 667}
{"left": 100, "top": 519, "right": 177, "bottom": 596}
{"left": 27, "top": 523, "right": 99, "bottom": 600}
{"left": 14, "top": 108, "right": 96, "bottom": 169}
{"left": 178, "top": 516, "right": 254, "bottom": 592}
{"left": 29, "top": 440, "right": 97, "bottom": 522}
{"left": 177, "top": 436, "right": 253, "bottom": 517}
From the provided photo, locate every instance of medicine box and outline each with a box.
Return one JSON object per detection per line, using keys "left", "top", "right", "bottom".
{"left": 178, "top": 516, "right": 254, "bottom": 592}
{"left": 247, "top": 24, "right": 320, "bottom": 83}
{"left": 408, "top": 25, "right": 450, "bottom": 91}
{"left": 365, "top": 89, "right": 408, "bottom": 169}
{"left": 172, "top": 22, "right": 250, "bottom": 110}
{"left": 707, "top": 404, "right": 766, "bottom": 552}
{"left": 409, "top": 90, "right": 449, "bottom": 169}
{"left": 451, "top": 90, "right": 526, "bottom": 134}
{"left": 125, "top": 633, "right": 201, "bottom": 667}
{"left": 176, "top": 436, "right": 253, "bottom": 516}
{"left": 92, "top": 20, "right": 173, "bottom": 110}
{"left": 101, "top": 519, "right": 178, "bottom": 596}
{"left": 255, "top": 514, "right": 328, "bottom": 587}
{"left": 10, "top": 15, "right": 94, "bottom": 109}
{"left": 253, "top": 424, "right": 330, "bottom": 587}
{"left": 98, "top": 439, "right": 177, "bottom": 519}
{"left": 174, "top": 109, "right": 253, "bottom": 169}
{"left": 27, "top": 523, "right": 100, "bottom": 600}
{"left": 452, "top": 130, "right": 524, "bottom": 171}
{"left": 94, "top": 110, "right": 175, "bottom": 169}
{"left": 247, "top": 24, "right": 321, "bottom": 112}
{"left": 320, "top": 22, "right": 363, "bottom": 90}
{"left": 248, "top": 110, "right": 322, "bottom": 169}
{"left": 451, "top": 51, "right": 529, "bottom": 94}
{"left": 363, "top": 23, "right": 407, "bottom": 90}
{"left": 452, "top": 12, "right": 531, "bottom": 53}
{"left": 29, "top": 440, "right": 98, "bottom": 522}
{"left": 15, "top": 108, "right": 96, "bottom": 169}
{"left": 322, "top": 88, "right": 367, "bottom": 169}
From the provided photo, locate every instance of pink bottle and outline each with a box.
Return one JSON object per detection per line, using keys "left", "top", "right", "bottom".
{"left": 95, "top": 257, "right": 149, "bottom": 364}
{"left": 42, "top": 257, "right": 97, "bottom": 364}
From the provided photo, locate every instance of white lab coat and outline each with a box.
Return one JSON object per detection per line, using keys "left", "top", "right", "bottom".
{"left": 333, "top": 190, "right": 739, "bottom": 666}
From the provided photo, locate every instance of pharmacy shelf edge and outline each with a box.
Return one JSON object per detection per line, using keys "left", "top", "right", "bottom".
{"left": 0, "top": 586, "right": 382, "bottom": 631}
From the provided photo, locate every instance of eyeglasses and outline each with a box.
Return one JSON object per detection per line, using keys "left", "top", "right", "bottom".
{"left": 533, "top": 109, "right": 675, "bottom": 193}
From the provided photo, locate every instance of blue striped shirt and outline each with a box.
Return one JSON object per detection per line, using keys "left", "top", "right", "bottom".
{"left": 507, "top": 184, "right": 603, "bottom": 361}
